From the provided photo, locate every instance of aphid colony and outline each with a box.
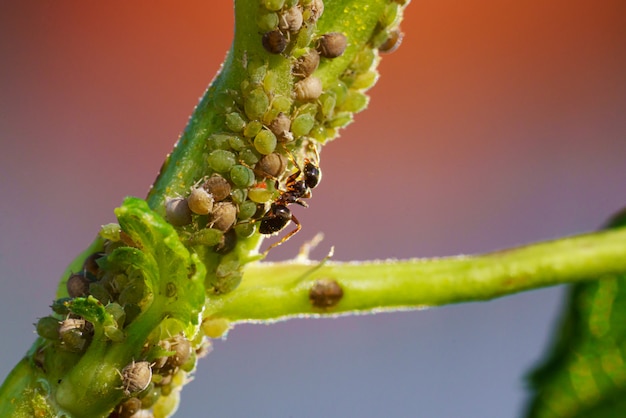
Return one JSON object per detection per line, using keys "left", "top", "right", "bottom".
{"left": 162, "top": 0, "right": 405, "bottom": 255}
{"left": 37, "top": 249, "right": 212, "bottom": 418}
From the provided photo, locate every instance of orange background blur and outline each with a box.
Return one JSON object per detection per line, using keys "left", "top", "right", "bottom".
{"left": 1, "top": 1, "right": 625, "bottom": 416}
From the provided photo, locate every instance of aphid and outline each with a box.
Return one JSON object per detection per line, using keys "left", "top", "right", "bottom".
{"left": 255, "top": 153, "right": 288, "bottom": 178}
{"left": 294, "top": 76, "right": 323, "bottom": 101}
{"left": 229, "top": 165, "right": 256, "bottom": 188}
{"left": 306, "top": 0, "right": 325, "bottom": 22}
{"left": 121, "top": 361, "right": 152, "bottom": 396}
{"left": 253, "top": 129, "right": 278, "bottom": 155}
{"left": 166, "top": 335, "right": 192, "bottom": 369}
{"left": 259, "top": 157, "right": 321, "bottom": 251}
{"left": 82, "top": 252, "right": 104, "bottom": 279}
{"left": 316, "top": 32, "right": 347, "bottom": 58}
{"left": 187, "top": 187, "right": 214, "bottom": 215}
{"left": 203, "top": 174, "right": 231, "bottom": 201}
{"left": 66, "top": 272, "right": 90, "bottom": 298}
{"left": 59, "top": 318, "right": 91, "bottom": 352}
{"left": 262, "top": 29, "right": 287, "bottom": 54}
{"left": 263, "top": 0, "right": 285, "bottom": 12}
{"left": 257, "top": 11, "right": 280, "bottom": 32}
{"left": 36, "top": 316, "right": 60, "bottom": 340}
{"left": 210, "top": 202, "right": 237, "bottom": 232}
{"left": 207, "top": 149, "right": 236, "bottom": 173}
{"left": 291, "top": 112, "right": 316, "bottom": 137}
{"left": 116, "top": 397, "right": 142, "bottom": 418}
{"left": 268, "top": 112, "right": 292, "bottom": 140}
{"left": 279, "top": 6, "right": 303, "bottom": 33}
{"left": 214, "top": 228, "right": 238, "bottom": 255}
{"left": 244, "top": 87, "right": 270, "bottom": 121}
{"left": 379, "top": 28, "right": 403, "bottom": 53}
{"left": 293, "top": 49, "right": 320, "bottom": 78}
{"left": 309, "top": 278, "right": 343, "bottom": 308}
{"left": 165, "top": 198, "right": 192, "bottom": 227}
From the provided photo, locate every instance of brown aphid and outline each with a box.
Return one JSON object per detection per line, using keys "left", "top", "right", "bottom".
{"left": 121, "top": 361, "right": 152, "bottom": 396}
{"left": 166, "top": 335, "right": 192, "bottom": 369}
{"left": 268, "top": 112, "right": 293, "bottom": 140}
{"left": 309, "top": 279, "right": 344, "bottom": 308}
{"left": 307, "top": 0, "right": 325, "bottom": 22}
{"left": 203, "top": 175, "right": 231, "bottom": 202}
{"left": 317, "top": 32, "right": 347, "bottom": 58}
{"left": 210, "top": 202, "right": 237, "bottom": 232}
{"left": 294, "top": 76, "right": 323, "bottom": 101}
{"left": 66, "top": 273, "right": 90, "bottom": 298}
{"left": 59, "top": 318, "right": 87, "bottom": 335}
{"left": 262, "top": 29, "right": 287, "bottom": 54}
{"left": 82, "top": 252, "right": 104, "bottom": 278}
{"left": 215, "top": 228, "right": 238, "bottom": 255}
{"left": 279, "top": 6, "right": 303, "bottom": 33}
{"left": 255, "top": 153, "right": 288, "bottom": 178}
{"left": 117, "top": 397, "right": 142, "bottom": 418}
{"left": 293, "top": 49, "right": 320, "bottom": 78}
{"left": 59, "top": 318, "right": 90, "bottom": 352}
{"left": 187, "top": 187, "right": 214, "bottom": 215}
{"left": 165, "top": 198, "right": 192, "bottom": 227}
{"left": 379, "top": 28, "right": 403, "bottom": 53}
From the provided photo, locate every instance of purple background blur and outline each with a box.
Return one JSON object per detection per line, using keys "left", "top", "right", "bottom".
{"left": 1, "top": 1, "right": 625, "bottom": 417}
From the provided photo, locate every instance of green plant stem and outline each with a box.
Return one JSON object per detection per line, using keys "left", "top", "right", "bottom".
{"left": 206, "top": 227, "right": 626, "bottom": 322}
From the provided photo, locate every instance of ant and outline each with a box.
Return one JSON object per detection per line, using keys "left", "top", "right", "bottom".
{"left": 259, "top": 156, "right": 321, "bottom": 253}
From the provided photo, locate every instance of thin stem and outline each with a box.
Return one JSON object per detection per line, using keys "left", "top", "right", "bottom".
{"left": 206, "top": 227, "right": 626, "bottom": 322}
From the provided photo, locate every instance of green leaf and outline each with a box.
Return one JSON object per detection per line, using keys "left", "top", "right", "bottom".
{"left": 525, "top": 211, "right": 626, "bottom": 418}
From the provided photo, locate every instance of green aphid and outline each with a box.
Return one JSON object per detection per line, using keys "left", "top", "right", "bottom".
{"left": 370, "top": 27, "right": 391, "bottom": 49}
{"left": 51, "top": 297, "right": 72, "bottom": 315}
{"left": 319, "top": 92, "right": 336, "bottom": 118}
{"left": 118, "top": 281, "right": 146, "bottom": 306}
{"left": 89, "top": 282, "right": 112, "bottom": 304}
{"left": 105, "top": 301, "right": 125, "bottom": 321}
{"left": 100, "top": 223, "right": 122, "bottom": 242}
{"left": 350, "top": 48, "right": 377, "bottom": 73}
{"left": 380, "top": 2, "right": 400, "bottom": 28}
{"left": 243, "top": 120, "right": 264, "bottom": 138}
{"left": 272, "top": 95, "right": 293, "bottom": 113}
{"left": 351, "top": 71, "right": 378, "bottom": 90}
{"left": 254, "top": 129, "right": 278, "bottom": 155}
{"left": 262, "top": 0, "right": 285, "bottom": 12}
{"left": 228, "top": 134, "right": 247, "bottom": 151}
{"left": 294, "top": 21, "right": 317, "bottom": 49}
{"left": 230, "top": 165, "right": 256, "bottom": 188}
{"left": 237, "top": 200, "right": 258, "bottom": 220}
{"left": 187, "top": 228, "right": 224, "bottom": 247}
{"left": 328, "top": 80, "right": 348, "bottom": 106}
{"left": 225, "top": 112, "right": 246, "bottom": 133}
{"left": 214, "top": 91, "right": 238, "bottom": 114}
{"left": 291, "top": 113, "right": 316, "bottom": 137}
{"left": 328, "top": 112, "right": 353, "bottom": 128}
{"left": 208, "top": 149, "right": 237, "bottom": 173}
{"left": 262, "top": 71, "right": 281, "bottom": 100}
{"left": 337, "top": 90, "right": 369, "bottom": 113}
{"left": 231, "top": 188, "right": 248, "bottom": 204}
{"left": 235, "top": 222, "right": 256, "bottom": 238}
{"left": 245, "top": 88, "right": 270, "bottom": 121}
{"left": 248, "top": 184, "right": 275, "bottom": 203}
{"left": 239, "top": 148, "right": 261, "bottom": 166}
{"left": 247, "top": 58, "right": 268, "bottom": 84}
{"left": 207, "top": 134, "right": 233, "bottom": 151}
{"left": 256, "top": 11, "right": 279, "bottom": 32}
{"left": 36, "top": 316, "right": 60, "bottom": 340}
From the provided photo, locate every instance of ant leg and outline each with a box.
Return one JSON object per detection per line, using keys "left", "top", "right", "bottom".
{"left": 263, "top": 214, "right": 302, "bottom": 255}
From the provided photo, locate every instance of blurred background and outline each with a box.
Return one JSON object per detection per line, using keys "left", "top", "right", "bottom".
{"left": 1, "top": 1, "right": 625, "bottom": 416}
